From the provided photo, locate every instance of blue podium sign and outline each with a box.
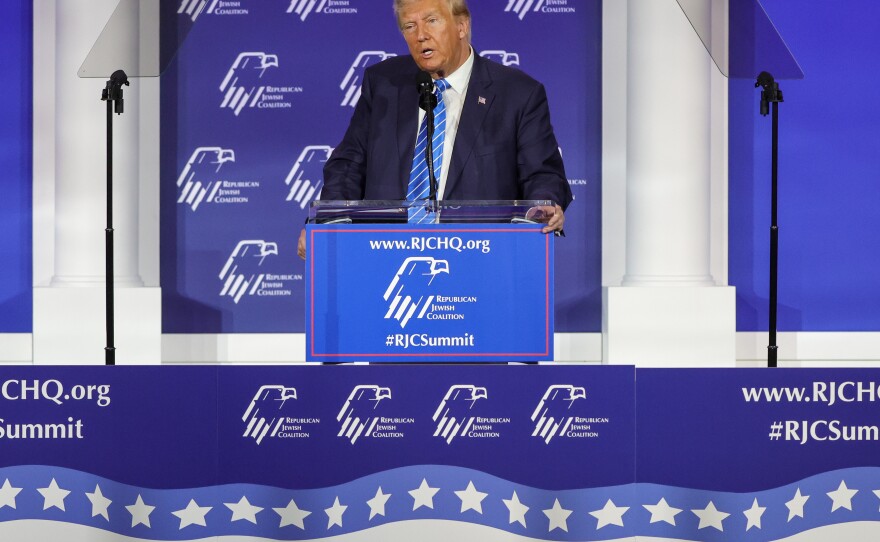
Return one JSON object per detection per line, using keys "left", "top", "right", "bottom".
{"left": 306, "top": 223, "right": 553, "bottom": 362}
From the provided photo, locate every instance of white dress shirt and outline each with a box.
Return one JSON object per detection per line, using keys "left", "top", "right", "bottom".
{"left": 416, "top": 48, "right": 474, "bottom": 201}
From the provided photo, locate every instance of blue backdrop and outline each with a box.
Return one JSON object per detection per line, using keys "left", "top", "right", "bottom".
{"left": 6, "top": 1, "right": 880, "bottom": 338}
{"left": 0, "top": 0, "right": 32, "bottom": 334}
{"left": 729, "top": 0, "right": 880, "bottom": 331}
{"left": 160, "top": 0, "right": 601, "bottom": 334}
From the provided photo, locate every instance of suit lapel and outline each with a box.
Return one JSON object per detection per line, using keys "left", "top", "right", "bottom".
{"left": 444, "top": 54, "right": 495, "bottom": 199}
{"left": 397, "top": 73, "right": 420, "bottom": 195}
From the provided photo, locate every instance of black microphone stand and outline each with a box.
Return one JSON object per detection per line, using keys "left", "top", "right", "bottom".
{"left": 425, "top": 103, "right": 439, "bottom": 212}
{"left": 417, "top": 77, "right": 439, "bottom": 216}
{"left": 756, "top": 71, "right": 783, "bottom": 368}
{"left": 101, "top": 69, "right": 129, "bottom": 366}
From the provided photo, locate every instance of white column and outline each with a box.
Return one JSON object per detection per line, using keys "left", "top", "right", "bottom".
{"left": 33, "top": 0, "right": 160, "bottom": 364}
{"left": 603, "top": 0, "right": 735, "bottom": 367}
{"left": 624, "top": 0, "right": 712, "bottom": 285}
{"left": 52, "top": 0, "right": 141, "bottom": 287}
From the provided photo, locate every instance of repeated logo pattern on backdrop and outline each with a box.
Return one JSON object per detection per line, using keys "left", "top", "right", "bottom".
{"left": 531, "top": 384, "right": 588, "bottom": 444}
{"left": 285, "top": 145, "right": 333, "bottom": 208}
{"left": 178, "top": 0, "right": 216, "bottom": 22}
{"left": 218, "top": 240, "right": 278, "bottom": 304}
{"left": 340, "top": 51, "right": 397, "bottom": 107}
{"left": 287, "top": 0, "right": 359, "bottom": 21}
{"left": 504, "top": 0, "right": 577, "bottom": 20}
{"left": 161, "top": 1, "right": 601, "bottom": 333}
{"left": 432, "top": 384, "right": 488, "bottom": 444}
{"left": 219, "top": 52, "right": 279, "bottom": 115}
{"left": 241, "top": 384, "right": 298, "bottom": 444}
{"left": 176, "top": 147, "right": 237, "bottom": 211}
{"left": 336, "top": 385, "right": 393, "bottom": 444}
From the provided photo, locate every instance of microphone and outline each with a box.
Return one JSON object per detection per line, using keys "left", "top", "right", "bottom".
{"left": 416, "top": 71, "right": 437, "bottom": 111}
{"left": 415, "top": 71, "right": 439, "bottom": 206}
{"left": 756, "top": 71, "right": 775, "bottom": 89}
{"left": 102, "top": 69, "right": 130, "bottom": 115}
{"left": 755, "top": 71, "right": 782, "bottom": 117}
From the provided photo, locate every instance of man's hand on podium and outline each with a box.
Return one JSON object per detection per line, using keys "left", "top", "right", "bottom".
{"left": 297, "top": 229, "right": 306, "bottom": 260}
{"left": 536, "top": 205, "right": 565, "bottom": 235}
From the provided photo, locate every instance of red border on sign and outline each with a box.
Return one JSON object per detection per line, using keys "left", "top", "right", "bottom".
{"left": 308, "top": 227, "right": 552, "bottom": 360}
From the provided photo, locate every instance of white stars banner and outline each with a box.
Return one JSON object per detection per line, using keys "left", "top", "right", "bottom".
{"left": 10, "top": 466, "right": 880, "bottom": 540}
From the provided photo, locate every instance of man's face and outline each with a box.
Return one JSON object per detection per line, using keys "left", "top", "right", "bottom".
{"left": 399, "top": 0, "right": 470, "bottom": 79}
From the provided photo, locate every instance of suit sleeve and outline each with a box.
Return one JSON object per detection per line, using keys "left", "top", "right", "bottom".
{"left": 321, "top": 69, "right": 374, "bottom": 200}
{"left": 516, "top": 83, "right": 573, "bottom": 211}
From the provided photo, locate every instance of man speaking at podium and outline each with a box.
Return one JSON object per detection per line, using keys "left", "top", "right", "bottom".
{"left": 298, "top": 0, "right": 572, "bottom": 258}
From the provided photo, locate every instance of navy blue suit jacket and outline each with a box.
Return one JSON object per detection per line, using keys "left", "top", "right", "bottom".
{"left": 322, "top": 54, "right": 572, "bottom": 210}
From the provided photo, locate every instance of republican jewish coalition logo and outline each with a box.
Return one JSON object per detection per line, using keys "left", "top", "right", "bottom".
{"left": 432, "top": 385, "right": 487, "bottom": 444}
{"left": 504, "top": 0, "right": 575, "bottom": 19}
{"left": 220, "top": 52, "right": 279, "bottom": 116}
{"left": 505, "top": 0, "right": 542, "bottom": 19}
{"left": 242, "top": 385, "right": 297, "bottom": 445}
{"left": 178, "top": 0, "right": 215, "bottom": 21}
{"left": 531, "top": 385, "right": 586, "bottom": 444}
{"left": 340, "top": 51, "right": 397, "bottom": 107}
{"left": 336, "top": 386, "right": 392, "bottom": 444}
{"left": 177, "top": 147, "right": 235, "bottom": 211}
{"left": 288, "top": 0, "right": 358, "bottom": 21}
{"left": 287, "top": 0, "right": 329, "bottom": 20}
{"left": 285, "top": 145, "right": 333, "bottom": 208}
{"left": 178, "top": 0, "right": 249, "bottom": 21}
{"left": 479, "top": 50, "right": 520, "bottom": 66}
{"left": 219, "top": 240, "right": 279, "bottom": 304}
{"left": 383, "top": 257, "right": 450, "bottom": 328}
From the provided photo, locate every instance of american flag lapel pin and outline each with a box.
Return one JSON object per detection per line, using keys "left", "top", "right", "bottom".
{"left": 478, "top": 96, "right": 487, "bottom": 105}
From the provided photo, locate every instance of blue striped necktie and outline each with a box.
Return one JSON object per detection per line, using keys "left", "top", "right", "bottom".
{"left": 407, "top": 78, "right": 450, "bottom": 223}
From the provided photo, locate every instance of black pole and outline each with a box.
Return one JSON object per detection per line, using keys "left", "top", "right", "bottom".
{"left": 425, "top": 100, "right": 437, "bottom": 213}
{"left": 425, "top": 105, "right": 438, "bottom": 210}
{"left": 756, "top": 72, "right": 783, "bottom": 368}
{"left": 105, "top": 98, "right": 115, "bottom": 365}
{"left": 416, "top": 72, "right": 439, "bottom": 215}
{"left": 101, "top": 70, "right": 129, "bottom": 366}
{"left": 768, "top": 100, "right": 779, "bottom": 368}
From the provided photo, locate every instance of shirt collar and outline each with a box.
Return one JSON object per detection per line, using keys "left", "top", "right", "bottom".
{"left": 442, "top": 46, "right": 474, "bottom": 93}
